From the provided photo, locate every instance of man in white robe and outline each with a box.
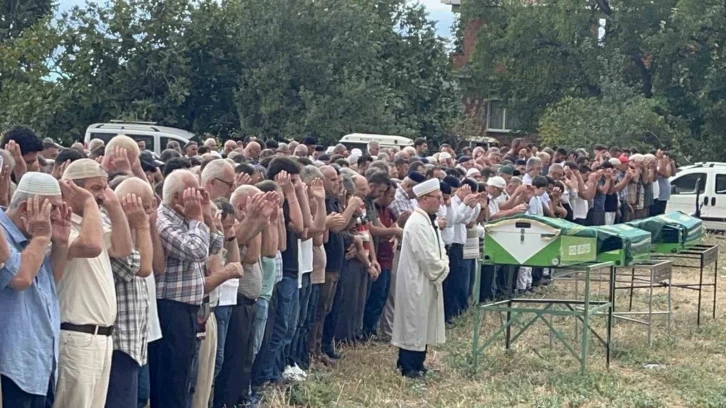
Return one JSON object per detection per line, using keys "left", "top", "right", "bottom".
{"left": 391, "top": 178, "right": 449, "bottom": 378}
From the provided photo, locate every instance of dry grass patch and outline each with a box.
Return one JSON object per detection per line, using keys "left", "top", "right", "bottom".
{"left": 264, "top": 237, "right": 726, "bottom": 407}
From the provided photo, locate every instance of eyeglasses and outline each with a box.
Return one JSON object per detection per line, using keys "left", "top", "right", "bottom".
{"left": 215, "top": 178, "right": 235, "bottom": 189}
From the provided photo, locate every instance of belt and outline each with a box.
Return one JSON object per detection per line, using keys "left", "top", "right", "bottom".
{"left": 61, "top": 322, "right": 114, "bottom": 336}
{"left": 242, "top": 296, "right": 256, "bottom": 306}
{"left": 238, "top": 294, "right": 256, "bottom": 305}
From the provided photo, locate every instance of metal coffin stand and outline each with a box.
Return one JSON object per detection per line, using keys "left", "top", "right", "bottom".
{"left": 651, "top": 244, "right": 719, "bottom": 326}
{"left": 471, "top": 261, "right": 614, "bottom": 374}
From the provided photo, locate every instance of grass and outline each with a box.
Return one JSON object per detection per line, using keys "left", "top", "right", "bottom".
{"left": 263, "top": 237, "right": 726, "bottom": 408}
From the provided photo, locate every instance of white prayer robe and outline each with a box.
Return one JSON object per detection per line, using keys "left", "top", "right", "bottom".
{"left": 391, "top": 208, "right": 450, "bottom": 352}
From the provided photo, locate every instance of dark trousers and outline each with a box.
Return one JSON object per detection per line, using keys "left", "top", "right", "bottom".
{"left": 253, "top": 275, "right": 297, "bottom": 385}
{"left": 295, "top": 283, "right": 320, "bottom": 369}
{"left": 1, "top": 375, "right": 47, "bottom": 408}
{"left": 105, "top": 350, "right": 140, "bottom": 408}
{"left": 149, "top": 299, "right": 199, "bottom": 408}
{"left": 213, "top": 304, "right": 234, "bottom": 380}
{"left": 495, "top": 266, "right": 516, "bottom": 298}
{"left": 335, "top": 259, "right": 369, "bottom": 343}
{"left": 311, "top": 271, "right": 340, "bottom": 354}
{"left": 362, "top": 268, "right": 391, "bottom": 337}
{"left": 213, "top": 295, "right": 256, "bottom": 407}
{"left": 479, "top": 264, "right": 496, "bottom": 302}
{"left": 465, "top": 259, "right": 476, "bottom": 306}
{"left": 323, "top": 270, "right": 345, "bottom": 352}
{"left": 532, "top": 267, "right": 544, "bottom": 286}
{"left": 443, "top": 244, "right": 464, "bottom": 322}
{"left": 397, "top": 347, "right": 427, "bottom": 374}
{"left": 289, "top": 274, "right": 312, "bottom": 367}
{"left": 650, "top": 200, "right": 667, "bottom": 216}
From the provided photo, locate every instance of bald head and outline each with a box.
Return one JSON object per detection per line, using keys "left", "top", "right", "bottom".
{"left": 244, "top": 141, "right": 261, "bottom": 160}
{"left": 230, "top": 185, "right": 262, "bottom": 219}
{"left": 352, "top": 174, "right": 368, "bottom": 198}
{"left": 162, "top": 169, "right": 199, "bottom": 206}
{"left": 115, "top": 177, "right": 155, "bottom": 211}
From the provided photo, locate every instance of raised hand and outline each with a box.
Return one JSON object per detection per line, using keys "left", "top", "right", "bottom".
{"left": 51, "top": 160, "right": 70, "bottom": 180}
{"left": 0, "top": 165, "right": 10, "bottom": 206}
{"left": 102, "top": 186, "right": 120, "bottom": 207}
{"left": 513, "top": 203, "right": 527, "bottom": 214}
{"left": 52, "top": 202, "right": 72, "bottom": 245}
{"left": 59, "top": 179, "right": 95, "bottom": 209}
{"left": 147, "top": 197, "right": 158, "bottom": 226}
{"left": 457, "top": 184, "right": 471, "bottom": 200}
{"left": 23, "top": 196, "right": 52, "bottom": 240}
{"left": 111, "top": 146, "right": 132, "bottom": 173}
{"left": 275, "top": 171, "right": 293, "bottom": 195}
{"left": 199, "top": 188, "right": 212, "bottom": 217}
{"left": 175, "top": 188, "right": 203, "bottom": 221}
{"left": 235, "top": 172, "right": 252, "bottom": 187}
{"left": 437, "top": 217, "right": 447, "bottom": 230}
{"left": 5, "top": 140, "right": 26, "bottom": 177}
{"left": 122, "top": 193, "right": 148, "bottom": 229}
{"left": 310, "top": 178, "right": 325, "bottom": 200}
{"left": 348, "top": 195, "right": 363, "bottom": 210}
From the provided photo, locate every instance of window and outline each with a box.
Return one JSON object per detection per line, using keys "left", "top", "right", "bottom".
{"left": 716, "top": 174, "right": 726, "bottom": 194}
{"left": 672, "top": 173, "right": 706, "bottom": 195}
{"left": 90, "top": 133, "right": 115, "bottom": 144}
{"left": 486, "top": 100, "right": 519, "bottom": 132}
{"left": 127, "top": 134, "right": 155, "bottom": 152}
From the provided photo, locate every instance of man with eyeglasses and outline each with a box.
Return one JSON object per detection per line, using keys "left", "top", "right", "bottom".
{"left": 391, "top": 178, "right": 449, "bottom": 379}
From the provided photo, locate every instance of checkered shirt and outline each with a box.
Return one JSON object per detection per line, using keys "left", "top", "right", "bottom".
{"left": 155, "top": 204, "right": 212, "bottom": 305}
{"left": 111, "top": 250, "right": 149, "bottom": 366}
{"left": 274, "top": 251, "right": 283, "bottom": 284}
{"left": 389, "top": 185, "right": 417, "bottom": 219}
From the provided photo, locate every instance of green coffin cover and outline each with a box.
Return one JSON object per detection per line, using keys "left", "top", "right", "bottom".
{"left": 486, "top": 214, "right": 598, "bottom": 238}
{"left": 626, "top": 211, "right": 703, "bottom": 247}
{"left": 594, "top": 224, "right": 652, "bottom": 265}
{"left": 483, "top": 215, "right": 598, "bottom": 266}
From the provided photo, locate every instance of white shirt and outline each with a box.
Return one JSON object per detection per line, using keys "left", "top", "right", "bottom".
{"left": 441, "top": 195, "right": 478, "bottom": 245}
{"left": 570, "top": 188, "right": 589, "bottom": 220}
{"left": 527, "top": 196, "right": 544, "bottom": 216}
{"left": 217, "top": 279, "right": 239, "bottom": 307}
{"left": 144, "top": 273, "right": 162, "bottom": 342}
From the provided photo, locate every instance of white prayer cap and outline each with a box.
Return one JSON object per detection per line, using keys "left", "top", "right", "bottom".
{"left": 412, "top": 178, "right": 440, "bottom": 198}
{"left": 351, "top": 148, "right": 363, "bottom": 157}
{"left": 466, "top": 168, "right": 481, "bottom": 177}
{"left": 608, "top": 158, "right": 622, "bottom": 166}
{"left": 326, "top": 146, "right": 335, "bottom": 155}
{"left": 16, "top": 172, "right": 61, "bottom": 196}
{"left": 488, "top": 176, "right": 506, "bottom": 189}
{"left": 439, "top": 152, "right": 452, "bottom": 160}
{"left": 427, "top": 156, "right": 438, "bottom": 164}
{"left": 62, "top": 158, "right": 107, "bottom": 180}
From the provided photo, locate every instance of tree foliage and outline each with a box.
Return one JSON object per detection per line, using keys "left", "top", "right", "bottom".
{"left": 0, "top": 0, "right": 462, "bottom": 145}
{"left": 460, "top": 0, "right": 726, "bottom": 161}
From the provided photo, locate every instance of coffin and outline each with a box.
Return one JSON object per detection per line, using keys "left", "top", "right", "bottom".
{"left": 626, "top": 211, "right": 704, "bottom": 254}
{"left": 594, "top": 224, "right": 652, "bottom": 266}
{"left": 483, "top": 215, "right": 597, "bottom": 267}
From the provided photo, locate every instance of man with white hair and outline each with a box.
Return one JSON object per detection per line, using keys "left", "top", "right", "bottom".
{"left": 54, "top": 159, "right": 133, "bottom": 408}
{"left": 244, "top": 141, "right": 262, "bottom": 164}
{"left": 0, "top": 173, "right": 72, "bottom": 408}
{"left": 332, "top": 144, "right": 348, "bottom": 157}
{"left": 293, "top": 144, "right": 309, "bottom": 158}
{"left": 201, "top": 159, "right": 236, "bottom": 202}
{"left": 105, "top": 178, "right": 159, "bottom": 408}
{"left": 205, "top": 138, "right": 219, "bottom": 151}
{"left": 223, "top": 140, "right": 237, "bottom": 156}
{"left": 88, "top": 138, "right": 105, "bottom": 154}
{"left": 367, "top": 141, "right": 380, "bottom": 157}
{"left": 150, "top": 169, "right": 222, "bottom": 408}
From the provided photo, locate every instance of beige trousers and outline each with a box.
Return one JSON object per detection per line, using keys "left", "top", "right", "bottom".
{"left": 192, "top": 313, "right": 217, "bottom": 408}
{"left": 380, "top": 248, "right": 401, "bottom": 339}
{"left": 53, "top": 330, "right": 113, "bottom": 408}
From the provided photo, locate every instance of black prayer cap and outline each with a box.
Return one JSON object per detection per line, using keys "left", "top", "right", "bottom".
{"left": 407, "top": 171, "right": 426, "bottom": 184}
{"left": 440, "top": 182, "right": 452, "bottom": 195}
{"left": 443, "top": 175, "right": 461, "bottom": 188}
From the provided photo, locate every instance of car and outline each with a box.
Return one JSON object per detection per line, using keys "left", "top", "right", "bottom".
{"left": 666, "top": 162, "right": 726, "bottom": 230}
{"left": 338, "top": 133, "right": 414, "bottom": 154}
{"left": 84, "top": 121, "right": 195, "bottom": 156}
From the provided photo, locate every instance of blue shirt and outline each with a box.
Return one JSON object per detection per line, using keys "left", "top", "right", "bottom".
{"left": 0, "top": 210, "right": 59, "bottom": 396}
{"left": 657, "top": 175, "right": 671, "bottom": 201}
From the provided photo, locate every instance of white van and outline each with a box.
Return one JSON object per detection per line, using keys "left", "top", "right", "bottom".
{"left": 84, "top": 121, "right": 195, "bottom": 156}
{"left": 339, "top": 133, "right": 414, "bottom": 154}
{"left": 666, "top": 162, "right": 726, "bottom": 230}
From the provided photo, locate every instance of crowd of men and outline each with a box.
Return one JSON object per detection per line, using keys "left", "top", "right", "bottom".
{"left": 0, "top": 127, "right": 677, "bottom": 407}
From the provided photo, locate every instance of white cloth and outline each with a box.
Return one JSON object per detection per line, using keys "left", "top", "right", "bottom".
{"left": 297, "top": 238, "right": 314, "bottom": 288}
{"left": 217, "top": 279, "right": 239, "bottom": 307}
{"left": 144, "top": 273, "right": 163, "bottom": 342}
{"left": 53, "top": 332, "right": 113, "bottom": 408}
{"left": 391, "top": 208, "right": 449, "bottom": 352}
{"left": 570, "top": 189, "right": 589, "bottom": 220}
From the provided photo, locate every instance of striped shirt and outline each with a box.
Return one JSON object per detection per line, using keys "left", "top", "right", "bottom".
{"left": 111, "top": 250, "right": 149, "bottom": 366}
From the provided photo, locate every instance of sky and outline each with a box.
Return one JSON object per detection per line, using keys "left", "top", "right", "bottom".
{"left": 57, "top": 0, "right": 456, "bottom": 38}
